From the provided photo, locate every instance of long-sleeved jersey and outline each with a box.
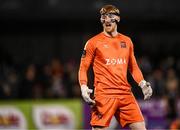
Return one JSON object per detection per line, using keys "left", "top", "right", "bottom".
{"left": 78, "top": 32, "right": 144, "bottom": 97}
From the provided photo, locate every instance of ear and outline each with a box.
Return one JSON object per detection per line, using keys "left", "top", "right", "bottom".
{"left": 116, "top": 16, "right": 120, "bottom": 22}
{"left": 100, "top": 17, "right": 105, "bottom": 23}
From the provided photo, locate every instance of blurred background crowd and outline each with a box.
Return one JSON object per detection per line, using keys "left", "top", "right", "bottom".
{"left": 0, "top": 0, "right": 180, "bottom": 129}
{"left": 0, "top": 55, "right": 180, "bottom": 100}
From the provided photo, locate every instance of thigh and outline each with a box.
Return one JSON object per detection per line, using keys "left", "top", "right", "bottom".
{"left": 115, "top": 94, "right": 144, "bottom": 128}
{"left": 90, "top": 96, "right": 118, "bottom": 127}
{"left": 129, "top": 121, "right": 146, "bottom": 130}
{"left": 92, "top": 126, "right": 107, "bottom": 130}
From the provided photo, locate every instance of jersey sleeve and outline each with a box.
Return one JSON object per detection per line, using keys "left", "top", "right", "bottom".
{"left": 128, "top": 39, "right": 144, "bottom": 84}
{"left": 78, "top": 40, "right": 96, "bottom": 86}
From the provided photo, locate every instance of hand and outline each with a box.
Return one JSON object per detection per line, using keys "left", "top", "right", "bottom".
{"left": 81, "top": 85, "right": 95, "bottom": 105}
{"left": 139, "top": 80, "right": 153, "bottom": 100}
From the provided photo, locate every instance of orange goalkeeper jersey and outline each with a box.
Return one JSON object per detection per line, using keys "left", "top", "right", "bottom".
{"left": 78, "top": 32, "right": 144, "bottom": 97}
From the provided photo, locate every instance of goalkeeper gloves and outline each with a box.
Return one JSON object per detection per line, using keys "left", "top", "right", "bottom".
{"left": 139, "top": 80, "right": 153, "bottom": 100}
{"left": 80, "top": 85, "right": 95, "bottom": 105}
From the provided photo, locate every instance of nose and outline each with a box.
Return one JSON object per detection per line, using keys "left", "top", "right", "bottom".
{"left": 104, "top": 16, "right": 111, "bottom": 23}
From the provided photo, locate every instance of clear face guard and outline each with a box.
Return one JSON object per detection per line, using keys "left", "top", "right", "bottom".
{"left": 100, "top": 13, "right": 119, "bottom": 23}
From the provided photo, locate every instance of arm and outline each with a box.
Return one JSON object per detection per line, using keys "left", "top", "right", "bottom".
{"left": 78, "top": 40, "right": 96, "bottom": 104}
{"left": 78, "top": 40, "right": 95, "bottom": 86}
{"left": 128, "top": 39, "right": 153, "bottom": 100}
{"left": 128, "top": 39, "right": 144, "bottom": 84}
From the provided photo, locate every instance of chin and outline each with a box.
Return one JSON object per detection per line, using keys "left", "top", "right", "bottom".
{"left": 106, "top": 30, "right": 113, "bottom": 33}
{"left": 105, "top": 28, "right": 113, "bottom": 33}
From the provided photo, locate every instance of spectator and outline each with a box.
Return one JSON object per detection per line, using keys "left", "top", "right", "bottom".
{"left": 48, "top": 58, "right": 66, "bottom": 98}
{"left": 148, "top": 68, "right": 166, "bottom": 98}
{"left": 165, "top": 68, "right": 179, "bottom": 99}
{"left": 64, "top": 59, "right": 81, "bottom": 98}
{"left": 0, "top": 66, "right": 19, "bottom": 99}
{"left": 18, "top": 64, "right": 37, "bottom": 99}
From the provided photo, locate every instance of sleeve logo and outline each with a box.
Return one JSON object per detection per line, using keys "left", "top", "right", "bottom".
{"left": 81, "top": 50, "right": 86, "bottom": 58}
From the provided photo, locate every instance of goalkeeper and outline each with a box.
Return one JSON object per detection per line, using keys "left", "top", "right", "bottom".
{"left": 78, "top": 4, "right": 152, "bottom": 130}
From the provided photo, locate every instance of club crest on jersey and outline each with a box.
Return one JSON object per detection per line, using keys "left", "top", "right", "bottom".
{"left": 81, "top": 50, "right": 86, "bottom": 58}
{"left": 120, "top": 41, "right": 126, "bottom": 48}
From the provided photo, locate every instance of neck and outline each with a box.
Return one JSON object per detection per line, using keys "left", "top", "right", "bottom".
{"left": 103, "top": 25, "right": 118, "bottom": 37}
{"left": 103, "top": 30, "right": 118, "bottom": 37}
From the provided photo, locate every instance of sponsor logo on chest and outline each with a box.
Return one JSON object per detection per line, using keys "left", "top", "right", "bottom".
{"left": 105, "top": 58, "right": 127, "bottom": 65}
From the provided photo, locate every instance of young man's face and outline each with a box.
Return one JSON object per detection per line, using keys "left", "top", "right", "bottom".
{"left": 101, "top": 13, "right": 120, "bottom": 33}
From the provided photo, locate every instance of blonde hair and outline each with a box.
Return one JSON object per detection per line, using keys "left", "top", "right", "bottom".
{"left": 100, "top": 5, "right": 120, "bottom": 15}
